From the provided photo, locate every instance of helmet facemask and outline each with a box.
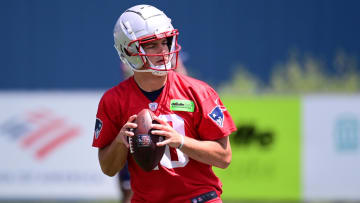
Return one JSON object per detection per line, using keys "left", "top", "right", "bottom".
{"left": 128, "top": 30, "right": 181, "bottom": 75}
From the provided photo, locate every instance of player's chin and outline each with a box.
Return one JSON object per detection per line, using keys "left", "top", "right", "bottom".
{"left": 155, "top": 57, "right": 169, "bottom": 65}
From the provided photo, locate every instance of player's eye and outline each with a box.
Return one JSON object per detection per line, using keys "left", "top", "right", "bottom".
{"left": 143, "top": 44, "right": 155, "bottom": 49}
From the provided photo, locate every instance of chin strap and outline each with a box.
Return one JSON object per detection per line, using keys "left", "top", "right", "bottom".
{"left": 131, "top": 58, "right": 172, "bottom": 76}
{"left": 132, "top": 68, "right": 168, "bottom": 76}
{"left": 146, "top": 56, "right": 173, "bottom": 71}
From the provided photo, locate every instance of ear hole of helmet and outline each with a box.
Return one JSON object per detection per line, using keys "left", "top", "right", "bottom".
{"left": 123, "top": 47, "right": 131, "bottom": 56}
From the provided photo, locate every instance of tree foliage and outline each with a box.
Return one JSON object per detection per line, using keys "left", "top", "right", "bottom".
{"left": 219, "top": 50, "right": 360, "bottom": 95}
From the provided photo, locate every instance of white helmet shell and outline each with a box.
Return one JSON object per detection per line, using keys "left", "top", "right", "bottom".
{"left": 114, "top": 5, "right": 181, "bottom": 74}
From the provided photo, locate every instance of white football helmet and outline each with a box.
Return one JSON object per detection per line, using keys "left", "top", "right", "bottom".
{"left": 114, "top": 5, "right": 181, "bottom": 75}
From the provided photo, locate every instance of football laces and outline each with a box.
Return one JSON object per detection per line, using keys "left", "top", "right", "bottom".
{"left": 129, "top": 136, "right": 134, "bottom": 154}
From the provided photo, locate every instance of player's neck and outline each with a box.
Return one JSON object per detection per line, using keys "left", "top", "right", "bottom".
{"left": 133, "top": 71, "right": 167, "bottom": 92}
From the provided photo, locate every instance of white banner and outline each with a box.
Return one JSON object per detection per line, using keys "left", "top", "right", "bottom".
{"left": 0, "top": 91, "right": 119, "bottom": 200}
{"left": 303, "top": 95, "right": 360, "bottom": 200}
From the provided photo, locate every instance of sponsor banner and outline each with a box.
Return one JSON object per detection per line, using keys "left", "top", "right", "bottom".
{"left": 214, "top": 96, "right": 301, "bottom": 200}
{"left": 0, "top": 91, "right": 119, "bottom": 199}
{"left": 303, "top": 95, "right": 360, "bottom": 200}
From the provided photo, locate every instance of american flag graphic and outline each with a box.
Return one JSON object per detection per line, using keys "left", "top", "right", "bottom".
{"left": 0, "top": 108, "right": 81, "bottom": 160}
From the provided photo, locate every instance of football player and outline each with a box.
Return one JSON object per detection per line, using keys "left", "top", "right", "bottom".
{"left": 93, "top": 4, "right": 236, "bottom": 203}
{"left": 117, "top": 53, "right": 187, "bottom": 203}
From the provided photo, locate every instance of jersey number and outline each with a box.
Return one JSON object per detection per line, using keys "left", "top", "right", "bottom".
{"left": 154, "top": 114, "right": 189, "bottom": 170}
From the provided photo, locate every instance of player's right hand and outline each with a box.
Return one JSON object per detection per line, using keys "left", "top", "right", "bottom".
{"left": 116, "top": 115, "right": 137, "bottom": 148}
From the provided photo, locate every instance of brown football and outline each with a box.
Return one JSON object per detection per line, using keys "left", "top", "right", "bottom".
{"left": 129, "top": 108, "right": 165, "bottom": 172}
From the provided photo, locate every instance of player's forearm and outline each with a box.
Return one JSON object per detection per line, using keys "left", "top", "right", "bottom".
{"left": 181, "top": 136, "right": 231, "bottom": 169}
{"left": 98, "top": 139, "right": 128, "bottom": 177}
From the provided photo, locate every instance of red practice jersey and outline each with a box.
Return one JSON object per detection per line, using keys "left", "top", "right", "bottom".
{"left": 92, "top": 71, "right": 237, "bottom": 203}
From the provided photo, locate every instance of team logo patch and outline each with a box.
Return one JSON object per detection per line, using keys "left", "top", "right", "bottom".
{"left": 208, "top": 99, "right": 226, "bottom": 128}
{"left": 148, "top": 102, "right": 158, "bottom": 111}
{"left": 94, "top": 118, "right": 103, "bottom": 139}
{"left": 209, "top": 106, "right": 224, "bottom": 127}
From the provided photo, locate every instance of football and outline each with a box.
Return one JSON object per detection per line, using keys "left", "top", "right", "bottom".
{"left": 129, "top": 108, "right": 165, "bottom": 172}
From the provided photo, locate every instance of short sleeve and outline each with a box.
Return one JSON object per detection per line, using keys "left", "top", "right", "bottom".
{"left": 196, "top": 89, "right": 237, "bottom": 141}
{"left": 92, "top": 94, "right": 120, "bottom": 148}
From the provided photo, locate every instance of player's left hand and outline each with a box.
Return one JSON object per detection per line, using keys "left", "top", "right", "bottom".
{"left": 151, "top": 116, "right": 183, "bottom": 149}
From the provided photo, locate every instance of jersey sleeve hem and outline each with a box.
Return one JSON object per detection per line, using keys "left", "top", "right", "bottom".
{"left": 205, "top": 126, "right": 237, "bottom": 141}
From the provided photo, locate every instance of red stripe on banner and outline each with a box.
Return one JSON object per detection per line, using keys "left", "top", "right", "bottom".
{"left": 26, "top": 109, "right": 52, "bottom": 124}
{"left": 35, "top": 127, "right": 81, "bottom": 160}
{"left": 21, "top": 119, "right": 64, "bottom": 148}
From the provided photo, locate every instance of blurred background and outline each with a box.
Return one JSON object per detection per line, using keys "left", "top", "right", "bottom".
{"left": 1, "top": 0, "right": 359, "bottom": 202}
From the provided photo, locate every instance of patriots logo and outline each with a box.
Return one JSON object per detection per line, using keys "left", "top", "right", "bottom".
{"left": 208, "top": 99, "right": 226, "bottom": 128}
{"left": 94, "top": 118, "right": 103, "bottom": 139}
